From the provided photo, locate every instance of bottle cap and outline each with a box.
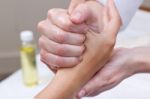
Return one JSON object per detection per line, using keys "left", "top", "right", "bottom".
{"left": 20, "top": 30, "right": 34, "bottom": 42}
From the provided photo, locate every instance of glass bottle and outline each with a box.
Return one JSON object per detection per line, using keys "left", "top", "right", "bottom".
{"left": 20, "top": 31, "right": 38, "bottom": 86}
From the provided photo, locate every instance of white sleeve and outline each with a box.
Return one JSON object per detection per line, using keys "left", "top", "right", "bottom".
{"left": 97, "top": 0, "right": 143, "bottom": 30}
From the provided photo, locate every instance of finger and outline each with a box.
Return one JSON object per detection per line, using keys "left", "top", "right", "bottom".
{"left": 77, "top": 66, "right": 115, "bottom": 98}
{"left": 38, "top": 20, "right": 86, "bottom": 45}
{"left": 103, "top": 0, "right": 121, "bottom": 37}
{"left": 107, "top": 0, "right": 121, "bottom": 30}
{"left": 40, "top": 57, "right": 57, "bottom": 73}
{"left": 47, "top": 8, "right": 88, "bottom": 33}
{"left": 70, "top": 1, "right": 103, "bottom": 28}
{"left": 83, "top": 61, "right": 126, "bottom": 97}
{"left": 108, "top": 0, "right": 120, "bottom": 22}
{"left": 77, "top": 74, "right": 104, "bottom": 98}
{"left": 70, "top": 3, "right": 90, "bottom": 24}
{"left": 68, "top": 0, "right": 85, "bottom": 14}
{"left": 39, "top": 36, "right": 85, "bottom": 57}
{"left": 40, "top": 49, "right": 81, "bottom": 68}
{"left": 78, "top": 78, "right": 109, "bottom": 97}
{"left": 102, "top": 7, "right": 109, "bottom": 27}
{"left": 86, "top": 73, "right": 126, "bottom": 96}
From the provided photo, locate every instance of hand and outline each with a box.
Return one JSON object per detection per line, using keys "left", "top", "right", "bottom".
{"left": 38, "top": 9, "right": 87, "bottom": 71}
{"left": 69, "top": 0, "right": 88, "bottom": 14}
{"left": 36, "top": 1, "right": 121, "bottom": 99}
{"left": 38, "top": 1, "right": 106, "bottom": 71}
{"left": 77, "top": 47, "right": 150, "bottom": 98}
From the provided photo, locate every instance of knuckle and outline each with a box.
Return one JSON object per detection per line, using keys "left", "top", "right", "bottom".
{"left": 81, "top": 35, "right": 86, "bottom": 43}
{"left": 78, "top": 45, "right": 85, "bottom": 56}
{"left": 65, "top": 21, "right": 72, "bottom": 29}
{"left": 100, "top": 74, "right": 115, "bottom": 86}
{"left": 37, "top": 21, "right": 45, "bottom": 33}
{"left": 80, "top": 45, "right": 85, "bottom": 53}
{"left": 71, "top": 58, "right": 79, "bottom": 66}
{"left": 47, "top": 9, "right": 55, "bottom": 19}
{"left": 55, "top": 32, "right": 66, "bottom": 43}
{"left": 60, "top": 19, "right": 72, "bottom": 31}
{"left": 107, "top": 78, "right": 116, "bottom": 85}
{"left": 39, "top": 36, "right": 48, "bottom": 50}
{"left": 56, "top": 44, "right": 66, "bottom": 56}
{"left": 40, "top": 50, "right": 54, "bottom": 67}
{"left": 55, "top": 56, "right": 63, "bottom": 66}
{"left": 40, "top": 50, "right": 47, "bottom": 61}
{"left": 78, "top": 34, "right": 86, "bottom": 45}
{"left": 38, "top": 37, "right": 44, "bottom": 48}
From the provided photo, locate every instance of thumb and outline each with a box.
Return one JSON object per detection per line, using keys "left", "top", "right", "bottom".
{"left": 68, "top": 0, "right": 86, "bottom": 14}
{"left": 102, "top": 0, "right": 121, "bottom": 36}
{"left": 77, "top": 77, "right": 100, "bottom": 98}
{"left": 70, "top": 3, "right": 91, "bottom": 24}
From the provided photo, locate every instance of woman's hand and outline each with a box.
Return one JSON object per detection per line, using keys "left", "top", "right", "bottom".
{"left": 36, "top": 0, "right": 121, "bottom": 99}
{"left": 77, "top": 47, "right": 150, "bottom": 98}
{"left": 38, "top": 1, "right": 105, "bottom": 71}
{"left": 69, "top": 0, "right": 88, "bottom": 14}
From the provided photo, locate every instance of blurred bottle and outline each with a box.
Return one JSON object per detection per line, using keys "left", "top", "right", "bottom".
{"left": 20, "top": 30, "right": 38, "bottom": 86}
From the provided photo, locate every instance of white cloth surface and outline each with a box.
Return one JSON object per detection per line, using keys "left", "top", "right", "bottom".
{"left": 98, "top": 0, "right": 143, "bottom": 29}
{"left": 0, "top": 10, "right": 150, "bottom": 99}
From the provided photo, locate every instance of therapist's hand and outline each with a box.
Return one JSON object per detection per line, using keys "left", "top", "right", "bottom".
{"left": 38, "top": 11, "right": 86, "bottom": 71}
{"left": 69, "top": 0, "right": 96, "bottom": 14}
{"left": 69, "top": 0, "right": 87, "bottom": 14}
{"left": 38, "top": 1, "right": 105, "bottom": 71}
{"left": 77, "top": 47, "right": 150, "bottom": 98}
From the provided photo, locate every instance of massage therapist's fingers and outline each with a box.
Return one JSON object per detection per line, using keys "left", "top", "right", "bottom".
{"left": 69, "top": 0, "right": 86, "bottom": 14}
{"left": 69, "top": 0, "right": 85, "bottom": 14}
{"left": 40, "top": 49, "right": 80, "bottom": 68}
{"left": 108, "top": 0, "right": 121, "bottom": 24}
{"left": 41, "top": 58, "right": 57, "bottom": 73}
{"left": 68, "top": 0, "right": 96, "bottom": 14}
{"left": 39, "top": 36, "right": 85, "bottom": 57}
{"left": 47, "top": 8, "right": 88, "bottom": 33}
{"left": 102, "top": 0, "right": 121, "bottom": 37}
{"left": 38, "top": 20, "right": 86, "bottom": 45}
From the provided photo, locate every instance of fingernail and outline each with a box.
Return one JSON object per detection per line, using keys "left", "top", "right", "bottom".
{"left": 78, "top": 90, "right": 85, "bottom": 98}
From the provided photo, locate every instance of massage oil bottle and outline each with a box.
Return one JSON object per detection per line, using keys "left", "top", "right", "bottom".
{"left": 20, "top": 31, "right": 38, "bottom": 86}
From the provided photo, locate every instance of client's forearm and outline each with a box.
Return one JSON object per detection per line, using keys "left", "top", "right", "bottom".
{"left": 36, "top": 0, "right": 120, "bottom": 97}
{"left": 36, "top": 52, "right": 111, "bottom": 99}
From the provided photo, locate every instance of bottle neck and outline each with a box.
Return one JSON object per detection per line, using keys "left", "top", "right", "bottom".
{"left": 22, "top": 40, "right": 33, "bottom": 46}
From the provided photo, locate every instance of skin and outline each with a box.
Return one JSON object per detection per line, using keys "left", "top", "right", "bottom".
{"left": 36, "top": 0, "right": 121, "bottom": 99}
{"left": 77, "top": 47, "right": 150, "bottom": 98}
{"left": 68, "top": 0, "right": 87, "bottom": 14}
{"left": 68, "top": 0, "right": 96, "bottom": 14}
{"left": 38, "top": 0, "right": 150, "bottom": 98}
{"left": 38, "top": 0, "right": 104, "bottom": 70}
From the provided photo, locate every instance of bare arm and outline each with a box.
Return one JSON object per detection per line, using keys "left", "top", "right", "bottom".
{"left": 36, "top": 30, "right": 115, "bottom": 99}
{"left": 36, "top": 0, "right": 121, "bottom": 99}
